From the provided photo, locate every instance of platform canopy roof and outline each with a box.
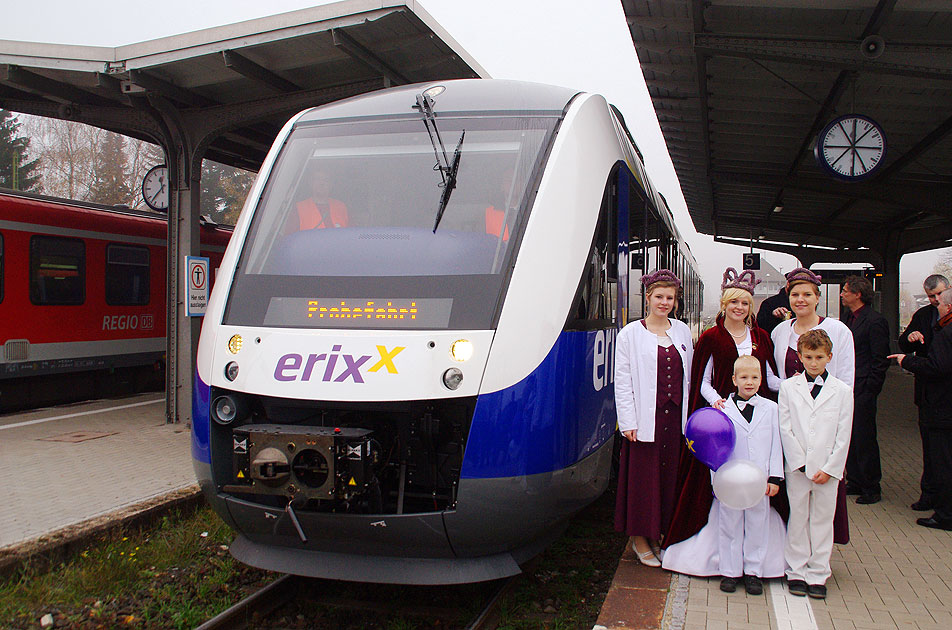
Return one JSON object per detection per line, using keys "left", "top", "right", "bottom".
{"left": 624, "top": 0, "right": 952, "bottom": 267}
{"left": 0, "top": 0, "right": 487, "bottom": 171}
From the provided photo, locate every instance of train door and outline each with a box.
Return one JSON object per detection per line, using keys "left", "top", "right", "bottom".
{"left": 627, "top": 172, "right": 655, "bottom": 323}
{"left": 616, "top": 167, "right": 630, "bottom": 327}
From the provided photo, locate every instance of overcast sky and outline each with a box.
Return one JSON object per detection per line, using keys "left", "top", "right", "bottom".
{"left": 2, "top": 0, "right": 947, "bottom": 307}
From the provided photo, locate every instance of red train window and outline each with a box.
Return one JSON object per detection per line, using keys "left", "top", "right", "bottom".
{"left": 105, "top": 244, "right": 150, "bottom": 306}
{"left": 30, "top": 236, "right": 85, "bottom": 305}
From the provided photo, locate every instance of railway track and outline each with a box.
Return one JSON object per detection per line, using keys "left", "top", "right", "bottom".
{"left": 194, "top": 573, "right": 519, "bottom": 630}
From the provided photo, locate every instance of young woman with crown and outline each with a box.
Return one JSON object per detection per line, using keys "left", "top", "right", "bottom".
{"left": 696, "top": 268, "right": 781, "bottom": 410}
{"left": 771, "top": 268, "right": 854, "bottom": 386}
{"left": 614, "top": 269, "right": 694, "bottom": 567}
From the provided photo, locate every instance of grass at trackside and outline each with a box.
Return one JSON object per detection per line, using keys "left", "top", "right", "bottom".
{"left": 0, "top": 508, "right": 271, "bottom": 630}
{"left": 494, "top": 484, "right": 627, "bottom": 629}
{"left": 0, "top": 483, "right": 626, "bottom": 629}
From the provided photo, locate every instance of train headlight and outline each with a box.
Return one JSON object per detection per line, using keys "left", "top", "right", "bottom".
{"left": 227, "top": 334, "right": 243, "bottom": 354}
{"left": 225, "top": 361, "right": 240, "bottom": 381}
{"left": 450, "top": 339, "right": 474, "bottom": 362}
{"left": 212, "top": 394, "right": 248, "bottom": 425}
{"left": 442, "top": 367, "right": 463, "bottom": 390}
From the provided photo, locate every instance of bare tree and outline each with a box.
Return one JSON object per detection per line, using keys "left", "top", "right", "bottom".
{"left": 19, "top": 114, "right": 252, "bottom": 220}
{"left": 19, "top": 114, "right": 103, "bottom": 199}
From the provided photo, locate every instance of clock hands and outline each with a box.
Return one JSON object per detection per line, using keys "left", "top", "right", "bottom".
{"left": 824, "top": 119, "right": 882, "bottom": 175}
{"left": 147, "top": 178, "right": 165, "bottom": 203}
{"left": 144, "top": 172, "right": 168, "bottom": 208}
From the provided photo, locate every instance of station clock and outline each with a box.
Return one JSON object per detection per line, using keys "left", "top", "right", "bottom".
{"left": 814, "top": 115, "right": 886, "bottom": 181}
{"left": 141, "top": 164, "right": 169, "bottom": 211}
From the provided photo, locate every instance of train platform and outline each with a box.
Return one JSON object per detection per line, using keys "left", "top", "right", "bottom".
{"left": 596, "top": 365, "right": 952, "bottom": 630}
{"left": 0, "top": 393, "right": 196, "bottom": 551}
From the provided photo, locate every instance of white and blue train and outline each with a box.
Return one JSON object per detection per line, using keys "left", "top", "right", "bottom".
{"left": 192, "top": 79, "right": 702, "bottom": 584}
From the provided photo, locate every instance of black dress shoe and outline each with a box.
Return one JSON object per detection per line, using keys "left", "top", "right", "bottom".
{"left": 787, "top": 579, "right": 808, "bottom": 596}
{"left": 845, "top": 483, "right": 862, "bottom": 495}
{"left": 744, "top": 575, "right": 763, "bottom": 595}
{"left": 808, "top": 584, "right": 827, "bottom": 599}
{"left": 911, "top": 499, "right": 933, "bottom": 511}
{"left": 856, "top": 493, "right": 881, "bottom": 504}
{"left": 917, "top": 516, "right": 952, "bottom": 531}
{"left": 720, "top": 576, "right": 739, "bottom": 593}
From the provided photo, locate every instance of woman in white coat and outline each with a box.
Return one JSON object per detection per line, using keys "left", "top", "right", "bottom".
{"left": 614, "top": 269, "right": 694, "bottom": 566}
{"left": 770, "top": 268, "right": 854, "bottom": 387}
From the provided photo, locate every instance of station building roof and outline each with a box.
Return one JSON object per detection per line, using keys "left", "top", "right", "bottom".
{"left": 623, "top": 0, "right": 952, "bottom": 267}
{"left": 0, "top": 0, "right": 487, "bottom": 171}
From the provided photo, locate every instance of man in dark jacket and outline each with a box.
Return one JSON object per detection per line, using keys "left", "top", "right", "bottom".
{"left": 890, "top": 287, "right": 952, "bottom": 530}
{"left": 756, "top": 287, "right": 788, "bottom": 334}
{"left": 841, "top": 275, "right": 890, "bottom": 504}
{"left": 898, "top": 274, "right": 949, "bottom": 511}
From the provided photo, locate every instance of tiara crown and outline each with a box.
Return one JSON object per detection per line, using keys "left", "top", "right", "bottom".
{"left": 721, "top": 267, "right": 761, "bottom": 293}
{"left": 640, "top": 268, "right": 681, "bottom": 288}
{"left": 785, "top": 267, "right": 822, "bottom": 286}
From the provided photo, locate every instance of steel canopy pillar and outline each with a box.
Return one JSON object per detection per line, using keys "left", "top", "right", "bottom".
{"left": 148, "top": 96, "right": 206, "bottom": 424}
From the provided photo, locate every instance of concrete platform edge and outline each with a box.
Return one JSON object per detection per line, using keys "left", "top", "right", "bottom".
{"left": 594, "top": 544, "right": 673, "bottom": 630}
{"left": 0, "top": 485, "right": 204, "bottom": 579}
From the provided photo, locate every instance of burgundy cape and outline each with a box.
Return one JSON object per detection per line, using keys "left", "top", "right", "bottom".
{"left": 662, "top": 316, "right": 850, "bottom": 548}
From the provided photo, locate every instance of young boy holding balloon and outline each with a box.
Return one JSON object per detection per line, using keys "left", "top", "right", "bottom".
{"left": 778, "top": 329, "right": 853, "bottom": 600}
{"left": 662, "top": 355, "right": 786, "bottom": 595}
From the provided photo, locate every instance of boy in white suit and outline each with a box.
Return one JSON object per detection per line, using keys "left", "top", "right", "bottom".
{"left": 779, "top": 329, "right": 853, "bottom": 600}
{"left": 662, "top": 355, "right": 786, "bottom": 596}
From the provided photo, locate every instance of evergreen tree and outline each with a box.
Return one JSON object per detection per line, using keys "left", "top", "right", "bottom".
{"left": 0, "top": 109, "right": 41, "bottom": 191}
{"left": 88, "top": 131, "right": 134, "bottom": 206}
{"left": 201, "top": 159, "right": 255, "bottom": 225}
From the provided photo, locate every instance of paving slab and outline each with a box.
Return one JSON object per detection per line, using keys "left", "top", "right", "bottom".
{"left": 0, "top": 393, "right": 194, "bottom": 549}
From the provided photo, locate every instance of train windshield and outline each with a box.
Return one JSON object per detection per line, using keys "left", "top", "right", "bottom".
{"left": 224, "top": 115, "right": 557, "bottom": 330}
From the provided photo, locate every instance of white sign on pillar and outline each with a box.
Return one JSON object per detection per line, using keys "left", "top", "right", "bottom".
{"left": 185, "top": 256, "right": 209, "bottom": 317}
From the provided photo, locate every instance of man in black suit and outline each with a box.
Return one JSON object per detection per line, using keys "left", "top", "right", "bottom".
{"left": 898, "top": 274, "right": 949, "bottom": 511}
{"left": 841, "top": 275, "right": 890, "bottom": 504}
{"left": 890, "top": 287, "right": 952, "bottom": 531}
{"left": 756, "top": 287, "right": 788, "bottom": 334}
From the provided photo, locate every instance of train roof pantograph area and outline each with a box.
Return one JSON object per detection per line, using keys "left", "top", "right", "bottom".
{"left": 624, "top": 0, "right": 952, "bottom": 270}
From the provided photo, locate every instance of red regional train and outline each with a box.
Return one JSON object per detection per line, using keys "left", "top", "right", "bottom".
{"left": 0, "top": 188, "right": 232, "bottom": 412}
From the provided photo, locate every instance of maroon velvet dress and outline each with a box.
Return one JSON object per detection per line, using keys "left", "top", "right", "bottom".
{"left": 615, "top": 339, "right": 684, "bottom": 540}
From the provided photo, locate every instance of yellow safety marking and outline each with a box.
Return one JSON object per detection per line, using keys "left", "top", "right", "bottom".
{"left": 348, "top": 477, "right": 357, "bottom": 486}
{"left": 237, "top": 470, "right": 245, "bottom": 478}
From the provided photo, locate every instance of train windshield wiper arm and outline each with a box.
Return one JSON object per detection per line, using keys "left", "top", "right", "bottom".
{"left": 432, "top": 131, "right": 464, "bottom": 233}
{"left": 412, "top": 92, "right": 464, "bottom": 233}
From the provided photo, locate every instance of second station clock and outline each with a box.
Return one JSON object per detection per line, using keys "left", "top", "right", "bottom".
{"left": 141, "top": 164, "right": 169, "bottom": 211}
{"left": 814, "top": 114, "right": 886, "bottom": 181}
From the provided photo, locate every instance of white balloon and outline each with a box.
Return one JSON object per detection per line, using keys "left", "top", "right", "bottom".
{"left": 712, "top": 459, "right": 768, "bottom": 510}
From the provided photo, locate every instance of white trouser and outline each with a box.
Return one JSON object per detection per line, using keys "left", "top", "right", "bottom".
{"left": 785, "top": 470, "right": 838, "bottom": 584}
{"left": 718, "top": 495, "right": 771, "bottom": 578}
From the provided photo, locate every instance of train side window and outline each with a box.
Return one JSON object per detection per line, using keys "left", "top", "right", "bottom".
{"left": 567, "top": 172, "right": 618, "bottom": 330}
{"left": 30, "top": 236, "right": 85, "bottom": 305}
{"left": 106, "top": 244, "right": 150, "bottom": 305}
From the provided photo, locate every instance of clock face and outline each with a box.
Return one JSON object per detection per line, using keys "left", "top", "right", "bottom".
{"left": 815, "top": 115, "right": 886, "bottom": 180}
{"left": 142, "top": 165, "right": 169, "bottom": 211}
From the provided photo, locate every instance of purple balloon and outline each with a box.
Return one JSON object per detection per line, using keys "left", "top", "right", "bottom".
{"left": 684, "top": 407, "right": 736, "bottom": 471}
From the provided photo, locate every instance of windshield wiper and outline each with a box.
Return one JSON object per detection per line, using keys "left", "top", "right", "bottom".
{"left": 433, "top": 131, "right": 464, "bottom": 233}
{"left": 413, "top": 92, "right": 464, "bottom": 233}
